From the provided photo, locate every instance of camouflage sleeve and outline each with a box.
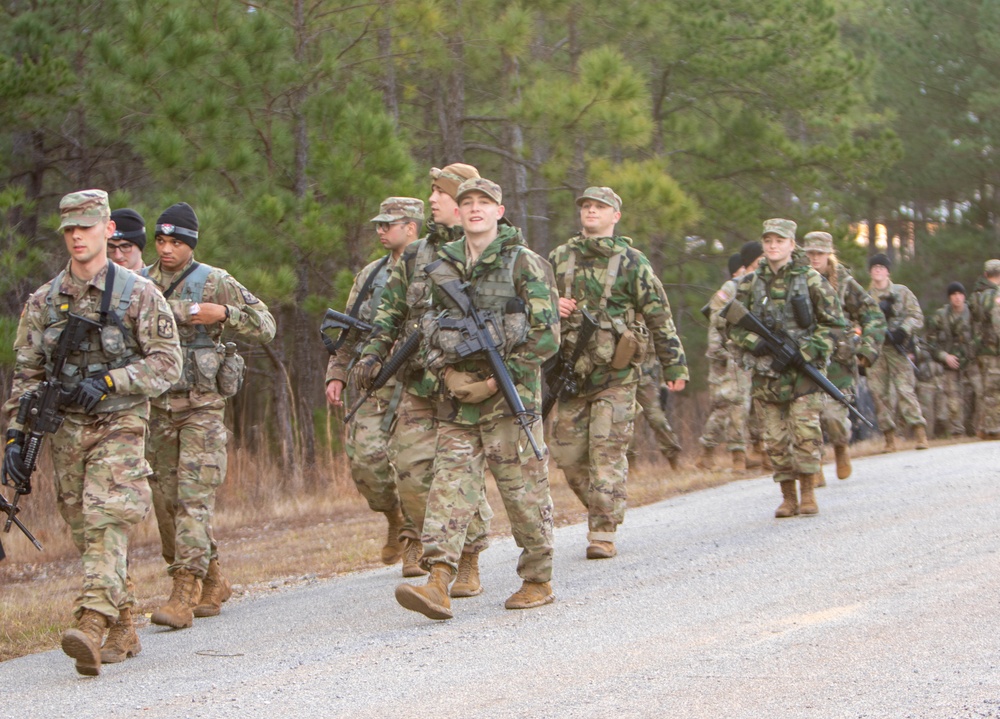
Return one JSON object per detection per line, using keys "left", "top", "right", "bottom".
{"left": 3, "top": 289, "right": 50, "bottom": 425}
{"left": 630, "top": 257, "right": 688, "bottom": 382}
{"left": 325, "top": 265, "right": 370, "bottom": 385}
{"left": 363, "top": 250, "right": 413, "bottom": 361}
{"left": 897, "top": 285, "right": 924, "bottom": 337}
{"left": 508, "top": 249, "right": 560, "bottom": 387}
{"left": 799, "top": 270, "right": 844, "bottom": 366}
{"left": 706, "top": 279, "right": 737, "bottom": 360}
{"left": 925, "top": 308, "right": 946, "bottom": 362}
{"left": 726, "top": 275, "right": 759, "bottom": 352}
{"left": 107, "top": 280, "right": 183, "bottom": 396}
{"left": 843, "top": 276, "right": 886, "bottom": 365}
{"left": 210, "top": 273, "right": 277, "bottom": 344}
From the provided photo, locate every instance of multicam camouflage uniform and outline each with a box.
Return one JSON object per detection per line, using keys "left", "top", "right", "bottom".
{"left": 4, "top": 201, "right": 183, "bottom": 622}
{"left": 728, "top": 243, "right": 844, "bottom": 485}
{"left": 867, "top": 280, "right": 926, "bottom": 434}
{"left": 631, "top": 350, "right": 682, "bottom": 464}
{"left": 549, "top": 233, "right": 688, "bottom": 544}
{"left": 416, "top": 219, "right": 558, "bottom": 581}
{"left": 969, "top": 267, "right": 1000, "bottom": 436}
{"left": 144, "top": 257, "right": 275, "bottom": 578}
{"left": 926, "top": 302, "right": 974, "bottom": 436}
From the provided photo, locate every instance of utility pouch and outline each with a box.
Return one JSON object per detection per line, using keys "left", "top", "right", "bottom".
{"left": 217, "top": 342, "right": 245, "bottom": 398}
{"left": 192, "top": 346, "right": 222, "bottom": 393}
{"left": 610, "top": 317, "right": 639, "bottom": 370}
{"left": 100, "top": 325, "right": 128, "bottom": 357}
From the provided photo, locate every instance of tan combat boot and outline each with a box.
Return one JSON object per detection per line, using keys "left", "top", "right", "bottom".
{"left": 775, "top": 480, "right": 799, "bottom": 518}
{"left": 505, "top": 580, "right": 555, "bottom": 610}
{"left": 101, "top": 607, "right": 141, "bottom": 664}
{"left": 814, "top": 469, "right": 827, "bottom": 487}
{"left": 834, "top": 444, "right": 852, "bottom": 479}
{"left": 882, "top": 429, "right": 897, "bottom": 453}
{"left": 395, "top": 564, "right": 455, "bottom": 620}
{"left": 586, "top": 540, "right": 617, "bottom": 559}
{"left": 151, "top": 569, "right": 202, "bottom": 629}
{"left": 194, "top": 558, "right": 233, "bottom": 618}
{"left": 753, "top": 441, "right": 773, "bottom": 471}
{"left": 799, "top": 473, "right": 819, "bottom": 515}
{"left": 695, "top": 446, "right": 716, "bottom": 470}
{"left": 731, "top": 450, "right": 748, "bottom": 472}
{"left": 914, "top": 424, "right": 929, "bottom": 450}
{"left": 401, "top": 538, "right": 428, "bottom": 578}
{"left": 450, "top": 551, "right": 483, "bottom": 598}
{"left": 666, "top": 451, "right": 681, "bottom": 471}
{"left": 381, "top": 507, "right": 406, "bottom": 564}
{"left": 61, "top": 608, "right": 110, "bottom": 676}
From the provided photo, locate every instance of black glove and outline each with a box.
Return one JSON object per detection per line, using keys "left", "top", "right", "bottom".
{"left": 73, "top": 373, "right": 115, "bottom": 413}
{"left": 354, "top": 355, "right": 382, "bottom": 391}
{"left": 888, "top": 328, "right": 908, "bottom": 346}
{"left": 748, "top": 338, "right": 770, "bottom": 356}
{"left": 2, "top": 430, "right": 30, "bottom": 494}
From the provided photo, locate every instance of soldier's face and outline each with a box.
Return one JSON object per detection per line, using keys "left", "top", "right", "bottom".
{"left": 761, "top": 233, "right": 794, "bottom": 265}
{"left": 579, "top": 200, "right": 621, "bottom": 238}
{"left": 949, "top": 292, "right": 966, "bottom": 311}
{"left": 64, "top": 220, "right": 112, "bottom": 266}
{"left": 429, "top": 185, "right": 460, "bottom": 226}
{"left": 155, "top": 235, "right": 194, "bottom": 272}
{"left": 806, "top": 250, "right": 830, "bottom": 272}
{"left": 108, "top": 240, "right": 144, "bottom": 270}
{"left": 376, "top": 219, "right": 413, "bottom": 255}
{"left": 458, "top": 192, "right": 504, "bottom": 235}
{"left": 869, "top": 265, "right": 890, "bottom": 286}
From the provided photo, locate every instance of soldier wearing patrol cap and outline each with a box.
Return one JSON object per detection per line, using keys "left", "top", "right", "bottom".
{"left": 727, "top": 219, "right": 846, "bottom": 517}
{"left": 108, "top": 208, "right": 147, "bottom": 271}
{"left": 549, "top": 186, "right": 688, "bottom": 559}
{"left": 802, "top": 230, "right": 886, "bottom": 480}
{"left": 969, "top": 259, "right": 1000, "bottom": 439}
{"left": 325, "top": 197, "right": 424, "bottom": 566}
{"left": 2, "top": 189, "right": 183, "bottom": 675}
{"left": 144, "top": 201, "right": 276, "bottom": 630}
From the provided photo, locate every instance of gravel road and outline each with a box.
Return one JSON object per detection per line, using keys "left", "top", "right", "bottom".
{"left": 2, "top": 441, "right": 998, "bottom": 719}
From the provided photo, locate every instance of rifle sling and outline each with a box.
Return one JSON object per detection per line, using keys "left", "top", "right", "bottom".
{"left": 162, "top": 261, "right": 202, "bottom": 299}
{"left": 330, "top": 255, "right": 390, "bottom": 354}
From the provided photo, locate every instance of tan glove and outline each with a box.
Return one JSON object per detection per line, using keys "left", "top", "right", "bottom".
{"left": 444, "top": 367, "right": 498, "bottom": 404}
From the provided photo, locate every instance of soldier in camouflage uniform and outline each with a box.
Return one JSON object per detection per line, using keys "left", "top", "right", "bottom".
{"left": 325, "top": 198, "right": 424, "bottom": 566}
{"left": 360, "top": 164, "right": 493, "bottom": 589}
{"left": 107, "top": 208, "right": 147, "bottom": 272}
{"left": 629, "top": 348, "right": 683, "bottom": 470}
{"left": 2, "top": 190, "right": 182, "bottom": 676}
{"left": 913, "top": 334, "right": 945, "bottom": 438}
{"left": 143, "top": 202, "right": 276, "bottom": 630}
{"left": 361, "top": 178, "right": 559, "bottom": 619}
{"left": 969, "top": 259, "right": 1000, "bottom": 439}
{"left": 727, "top": 219, "right": 845, "bottom": 518}
{"left": 926, "top": 282, "right": 974, "bottom": 437}
{"left": 866, "top": 253, "right": 929, "bottom": 451}
{"left": 549, "top": 187, "right": 688, "bottom": 559}
{"left": 802, "top": 231, "right": 886, "bottom": 481}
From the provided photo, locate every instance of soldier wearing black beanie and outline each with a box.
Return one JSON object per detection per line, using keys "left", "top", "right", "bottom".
{"left": 739, "top": 241, "right": 763, "bottom": 270}
{"left": 155, "top": 202, "right": 199, "bottom": 249}
{"left": 109, "top": 208, "right": 148, "bottom": 271}
{"left": 868, "top": 253, "right": 891, "bottom": 271}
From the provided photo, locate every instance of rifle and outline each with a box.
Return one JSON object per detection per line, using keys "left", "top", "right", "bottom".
{"left": 1, "top": 313, "right": 99, "bottom": 558}
{"left": 320, "top": 308, "right": 374, "bottom": 355}
{"left": 542, "top": 307, "right": 598, "bottom": 419}
{"left": 343, "top": 325, "right": 422, "bottom": 423}
{"left": 886, "top": 332, "right": 919, "bottom": 372}
{"left": 433, "top": 276, "right": 544, "bottom": 461}
{"left": 721, "top": 300, "right": 875, "bottom": 430}
{"left": 877, "top": 297, "right": 918, "bottom": 371}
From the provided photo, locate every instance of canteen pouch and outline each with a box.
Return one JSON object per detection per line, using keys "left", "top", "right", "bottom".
{"left": 217, "top": 342, "right": 245, "bottom": 398}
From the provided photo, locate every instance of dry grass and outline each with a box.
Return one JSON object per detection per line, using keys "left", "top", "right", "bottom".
{"left": 0, "top": 431, "right": 966, "bottom": 663}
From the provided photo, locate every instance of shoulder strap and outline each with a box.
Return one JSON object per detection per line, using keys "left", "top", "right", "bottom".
{"left": 599, "top": 251, "right": 624, "bottom": 311}
{"left": 162, "top": 261, "right": 202, "bottom": 299}
{"left": 46, "top": 271, "right": 68, "bottom": 324}
{"left": 330, "top": 254, "right": 391, "bottom": 354}
{"left": 563, "top": 250, "right": 576, "bottom": 299}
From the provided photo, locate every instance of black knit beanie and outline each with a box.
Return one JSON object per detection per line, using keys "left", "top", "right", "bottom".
{"left": 739, "top": 241, "right": 763, "bottom": 269}
{"left": 155, "top": 202, "right": 199, "bottom": 249}
{"left": 868, "top": 253, "right": 891, "bottom": 271}
{"left": 727, "top": 253, "right": 743, "bottom": 276}
{"left": 110, "top": 208, "right": 147, "bottom": 251}
{"left": 946, "top": 281, "right": 966, "bottom": 297}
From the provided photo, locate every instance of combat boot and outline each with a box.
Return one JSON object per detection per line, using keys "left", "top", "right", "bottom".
{"left": 731, "top": 450, "right": 747, "bottom": 472}
{"left": 100, "top": 607, "right": 141, "bottom": 664}
{"left": 695, "top": 446, "right": 716, "bottom": 470}
{"left": 775, "top": 480, "right": 799, "bottom": 518}
{"left": 151, "top": 569, "right": 202, "bottom": 629}
{"left": 194, "top": 558, "right": 233, "bottom": 618}
{"left": 831, "top": 444, "right": 850, "bottom": 479}
{"left": 504, "top": 580, "right": 555, "bottom": 610}
{"left": 401, "top": 538, "right": 428, "bottom": 577}
{"left": 395, "top": 563, "right": 454, "bottom": 620}
{"left": 799, "top": 474, "right": 819, "bottom": 515}
{"left": 814, "top": 470, "right": 827, "bottom": 487}
{"left": 586, "top": 540, "right": 617, "bottom": 559}
{"left": 380, "top": 507, "right": 406, "bottom": 564}
{"left": 882, "top": 429, "right": 897, "bottom": 453}
{"left": 752, "top": 442, "right": 773, "bottom": 471}
{"left": 450, "top": 551, "right": 483, "bottom": 598}
{"left": 914, "top": 424, "right": 929, "bottom": 450}
{"left": 61, "top": 608, "right": 109, "bottom": 676}
{"left": 666, "top": 451, "right": 681, "bottom": 471}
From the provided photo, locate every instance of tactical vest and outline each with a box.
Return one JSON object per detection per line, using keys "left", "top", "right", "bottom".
{"left": 421, "top": 246, "right": 528, "bottom": 369}
{"left": 43, "top": 265, "right": 144, "bottom": 413}
{"left": 359, "top": 259, "right": 391, "bottom": 325}
{"left": 748, "top": 266, "right": 814, "bottom": 376}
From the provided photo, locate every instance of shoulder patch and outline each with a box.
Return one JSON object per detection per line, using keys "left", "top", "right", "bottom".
{"left": 240, "top": 288, "right": 260, "bottom": 305}
{"left": 157, "top": 314, "right": 175, "bottom": 339}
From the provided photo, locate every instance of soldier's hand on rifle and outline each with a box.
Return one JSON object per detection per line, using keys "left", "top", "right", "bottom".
{"left": 355, "top": 355, "right": 382, "bottom": 391}
{"left": 73, "top": 373, "right": 115, "bottom": 414}
{"left": 557, "top": 297, "right": 577, "bottom": 319}
{"left": 325, "top": 379, "right": 345, "bottom": 407}
{"left": 887, "top": 328, "right": 907, "bottom": 345}
{"left": 2, "top": 430, "right": 30, "bottom": 494}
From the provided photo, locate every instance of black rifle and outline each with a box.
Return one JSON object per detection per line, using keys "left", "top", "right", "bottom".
{"left": 343, "top": 325, "right": 422, "bottom": 423}
{"left": 878, "top": 297, "right": 918, "bottom": 371}
{"left": 722, "top": 300, "right": 875, "bottom": 429}
{"left": 1, "top": 314, "right": 99, "bottom": 558}
{"left": 542, "top": 307, "right": 598, "bottom": 419}
{"left": 320, "top": 308, "right": 374, "bottom": 355}
{"left": 886, "top": 332, "right": 919, "bottom": 372}
{"left": 434, "top": 277, "right": 544, "bottom": 460}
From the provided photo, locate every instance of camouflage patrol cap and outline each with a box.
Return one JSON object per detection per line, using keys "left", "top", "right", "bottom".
{"left": 456, "top": 178, "right": 502, "bottom": 205}
{"left": 761, "top": 218, "right": 797, "bottom": 240}
{"left": 429, "top": 163, "right": 480, "bottom": 199}
{"left": 985, "top": 259, "right": 1000, "bottom": 275}
{"left": 58, "top": 189, "right": 111, "bottom": 231}
{"left": 802, "top": 231, "right": 834, "bottom": 253}
{"left": 576, "top": 186, "right": 622, "bottom": 212}
{"left": 370, "top": 197, "right": 425, "bottom": 223}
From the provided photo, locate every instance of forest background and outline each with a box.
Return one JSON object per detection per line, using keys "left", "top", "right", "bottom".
{"left": 3, "top": 0, "right": 1000, "bottom": 480}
